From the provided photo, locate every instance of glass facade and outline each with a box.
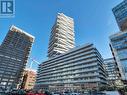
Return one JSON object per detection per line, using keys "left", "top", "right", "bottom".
{"left": 104, "top": 58, "right": 122, "bottom": 86}
{"left": 113, "top": 0, "right": 127, "bottom": 31}
{"left": 110, "top": 30, "right": 127, "bottom": 80}
{"left": 104, "top": 58, "right": 120, "bottom": 80}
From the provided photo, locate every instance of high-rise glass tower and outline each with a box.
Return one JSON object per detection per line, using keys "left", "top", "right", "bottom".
{"left": 109, "top": 31, "right": 127, "bottom": 80}
{"left": 48, "top": 13, "right": 75, "bottom": 58}
{"left": 0, "top": 25, "right": 35, "bottom": 90}
{"left": 112, "top": 0, "right": 127, "bottom": 31}
{"left": 110, "top": 0, "right": 127, "bottom": 80}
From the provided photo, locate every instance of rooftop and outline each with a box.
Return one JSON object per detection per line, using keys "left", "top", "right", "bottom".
{"left": 10, "top": 25, "right": 35, "bottom": 41}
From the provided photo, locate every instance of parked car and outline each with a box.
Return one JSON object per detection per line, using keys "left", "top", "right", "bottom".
{"left": 52, "top": 92, "right": 61, "bottom": 95}
{"left": 70, "top": 93, "right": 80, "bottom": 95}
{"left": 63, "top": 91, "right": 71, "bottom": 95}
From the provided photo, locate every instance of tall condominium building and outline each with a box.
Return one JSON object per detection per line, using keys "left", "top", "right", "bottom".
{"left": 104, "top": 58, "right": 122, "bottom": 86}
{"left": 48, "top": 13, "right": 75, "bottom": 58}
{"left": 21, "top": 69, "right": 36, "bottom": 90}
{"left": 0, "top": 25, "right": 35, "bottom": 90}
{"left": 109, "top": 30, "right": 127, "bottom": 80}
{"left": 109, "top": 0, "right": 127, "bottom": 81}
{"left": 112, "top": 0, "right": 127, "bottom": 31}
{"left": 35, "top": 44, "right": 107, "bottom": 91}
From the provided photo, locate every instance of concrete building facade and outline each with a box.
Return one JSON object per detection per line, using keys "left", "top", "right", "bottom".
{"left": 35, "top": 44, "right": 107, "bottom": 91}
{"left": 48, "top": 13, "right": 75, "bottom": 58}
{"left": 0, "top": 25, "right": 34, "bottom": 90}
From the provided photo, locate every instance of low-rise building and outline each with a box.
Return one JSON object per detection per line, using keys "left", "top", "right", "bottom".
{"left": 35, "top": 43, "right": 107, "bottom": 91}
{"left": 104, "top": 58, "right": 122, "bottom": 86}
{"left": 21, "top": 69, "right": 36, "bottom": 90}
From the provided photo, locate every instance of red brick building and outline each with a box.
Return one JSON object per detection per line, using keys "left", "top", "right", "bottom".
{"left": 21, "top": 69, "right": 36, "bottom": 90}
